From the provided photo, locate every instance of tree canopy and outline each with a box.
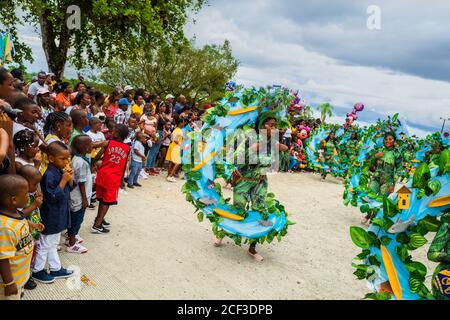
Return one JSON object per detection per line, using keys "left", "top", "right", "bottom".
{"left": 0, "top": 0, "right": 206, "bottom": 78}
{"left": 96, "top": 40, "right": 239, "bottom": 103}
{"left": 318, "top": 103, "right": 334, "bottom": 123}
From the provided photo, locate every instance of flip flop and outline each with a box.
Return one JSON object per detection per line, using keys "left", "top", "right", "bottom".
{"left": 248, "top": 251, "right": 264, "bottom": 262}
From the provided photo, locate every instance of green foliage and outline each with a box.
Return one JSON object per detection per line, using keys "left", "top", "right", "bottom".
{"left": 438, "top": 149, "right": 450, "bottom": 175}
{"left": 98, "top": 40, "right": 239, "bottom": 103}
{"left": 412, "top": 163, "right": 431, "bottom": 189}
{"left": 364, "top": 292, "right": 392, "bottom": 300}
{"left": 383, "top": 198, "right": 399, "bottom": 218}
{"left": 406, "top": 233, "right": 427, "bottom": 250}
{"left": 349, "top": 227, "right": 372, "bottom": 249}
{"left": 1, "top": 0, "right": 206, "bottom": 77}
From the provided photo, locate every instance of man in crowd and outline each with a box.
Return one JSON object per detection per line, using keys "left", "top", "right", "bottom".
{"left": 27, "top": 71, "right": 48, "bottom": 102}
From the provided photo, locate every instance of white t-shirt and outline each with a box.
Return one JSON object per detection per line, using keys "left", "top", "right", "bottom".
{"left": 86, "top": 130, "right": 106, "bottom": 143}
{"left": 132, "top": 141, "right": 145, "bottom": 163}
{"left": 283, "top": 128, "right": 292, "bottom": 138}
{"left": 70, "top": 155, "right": 93, "bottom": 212}
{"left": 28, "top": 82, "right": 49, "bottom": 102}
{"left": 15, "top": 157, "right": 34, "bottom": 167}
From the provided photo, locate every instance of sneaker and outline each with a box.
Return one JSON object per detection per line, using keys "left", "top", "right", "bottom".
{"left": 66, "top": 243, "right": 88, "bottom": 254}
{"left": 65, "top": 235, "right": 84, "bottom": 246}
{"left": 119, "top": 188, "right": 128, "bottom": 195}
{"left": 91, "top": 224, "right": 110, "bottom": 234}
{"left": 88, "top": 203, "right": 96, "bottom": 210}
{"left": 140, "top": 170, "right": 149, "bottom": 179}
{"left": 133, "top": 183, "right": 142, "bottom": 187}
{"left": 24, "top": 277, "right": 37, "bottom": 290}
{"left": 102, "top": 219, "right": 110, "bottom": 229}
{"left": 49, "top": 268, "right": 74, "bottom": 279}
{"left": 167, "top": 177, "right": 177, "bottom": 183}
{"left": 32, "top": 270, "right": 55, "bottom": 284}
{"left": 127, "top": 184, "right": 135, "bottom": 189}
{"left": 57, "top": 245, "right": 62, "bottom": 251}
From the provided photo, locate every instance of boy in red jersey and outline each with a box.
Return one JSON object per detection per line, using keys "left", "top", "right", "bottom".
{"left": 91, "top": 124, "right": 130, "bottom": 234}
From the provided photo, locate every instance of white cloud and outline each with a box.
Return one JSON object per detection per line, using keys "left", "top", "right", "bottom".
{"left": 185, "top": 1, "right": 450, "bottom": 134}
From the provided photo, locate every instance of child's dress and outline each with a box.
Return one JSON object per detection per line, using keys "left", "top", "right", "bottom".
{"left": 165, "top": 127, "right": 183, "bottom": 165}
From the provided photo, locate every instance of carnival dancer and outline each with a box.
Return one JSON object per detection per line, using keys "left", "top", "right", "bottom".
{"left": 319, "top": 131, "right": 337, "bottom": 180}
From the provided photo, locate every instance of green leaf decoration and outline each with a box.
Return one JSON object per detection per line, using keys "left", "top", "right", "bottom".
{"left": 405, "top": 261, "right": 427, "bottom": 278}
{"left": 363, "top": 292, "right": 392, "bottom": 300}
{"left": 396, "top": 245, "right": 410, "bottom": 261}
{"left": 419, "top": 216, "right": 441, "bottom": 232}
{"left": 383, "top": 197, "right": 399, "bottom": 217}
{"left": 356, "top": 249, "right": 371, "bottom": 260}
{"left": 412, "top": 163, "right": 431, "bottom": 189}
{"left": 197, "top": 212, "right": 204, "bottom": 222}
{"left": 417, "top": 189, "right": 425, "bottom": 200}
{"left": 391, "top": 113, "right": 399, "bottom": 122}
{"left": 409, "top": 277, "right": 422, "bottom": 293}
{"left": 396, "top": 233, "right": 410, "bottom": 245}
{"left": 427, "top": 179, "right": 441, "bottom": 196}
{"left": 350, "top": 227, "right": 373, "bottom": 249}
{"left": 353, "top": 269, "right": 367, "bottom": 280}
{"left": 438, "top": 149, "right": 450, "bottom": 175}
{"left": 380, "top": 236, "right": 392, "bottom": 246}
{"left": 368, "top": 255, "right": 381, "bottom": 267}
{"left": 372, "top": 218, "right": 385, "bottom": 228}
{"left": 406, "top": 233, "right": 428, "bottom": 250}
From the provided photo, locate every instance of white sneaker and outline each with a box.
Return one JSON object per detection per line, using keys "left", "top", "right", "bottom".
{"left": 119, "top": 188, "right": 128, "bottom": 195}
{"left": 139, "top": 170, "right": 149, "bottom": 180}
{"left": 65, "top": 235, "right": 84, "bottom": 246}
{"left": 167, "top": 177, "right": 177, "bottom": 183}
{"left": 66, "top": 243, "right": 88, "bottom": 254}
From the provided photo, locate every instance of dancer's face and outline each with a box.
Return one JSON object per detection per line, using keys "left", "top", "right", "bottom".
{"left": 262, "top": 118, "right": 277, "bottom": 138}
{"left": 384, "top": 135, "right": 395, "bottom": 148}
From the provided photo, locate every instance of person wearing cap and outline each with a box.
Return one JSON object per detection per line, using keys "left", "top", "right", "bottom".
{"left": 36, "top": 88, "right": 54, "bottom": 133}
{"left": 173, "top": 95, "right": 186, "bottom": 116}
{"left": 27, "top": 71, "right": 48, "bottom": 102}
{"left": 124, "top": 85, "right": 134, "bottom": 95}
{"left": 114, "top": 98, "right": 131, "bottom": 125}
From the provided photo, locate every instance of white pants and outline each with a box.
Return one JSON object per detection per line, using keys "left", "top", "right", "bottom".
{"left": 32, "top": 233, "right": 62, "bottom": 273}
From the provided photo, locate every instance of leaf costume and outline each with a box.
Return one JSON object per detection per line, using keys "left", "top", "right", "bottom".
{"left": 369, "top": 146, "right": 402, "bottom": 197}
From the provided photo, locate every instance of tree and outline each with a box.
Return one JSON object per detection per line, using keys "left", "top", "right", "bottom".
{"left": 96, "top": 40, "right": 239, "bottom": 103}
{"left": 0, "top": 0, "right": 206, "bottom": 78}
{"left": 317, "top": 103, "right": 334, "bottom": 123}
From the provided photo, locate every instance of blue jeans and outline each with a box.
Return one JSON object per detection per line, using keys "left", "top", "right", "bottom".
{"left": 146, "top": 130, "right": 163, "bottom": 168}
{"left": 68, "top": 208, "right": 86, "bottom": 237}
{"left": 289, "top": 156, "right": 298, "bottom": 170}
{"left": 128, "top": 160, "right": 143, "bottom": 186}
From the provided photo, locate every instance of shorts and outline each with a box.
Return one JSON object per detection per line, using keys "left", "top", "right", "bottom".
{"left": 96, "top": 185, "right": 119, "bottom": 205}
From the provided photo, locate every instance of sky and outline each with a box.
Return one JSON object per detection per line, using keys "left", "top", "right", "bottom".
{"left": 15, "top": 0, "right": 450, "bottom": 136}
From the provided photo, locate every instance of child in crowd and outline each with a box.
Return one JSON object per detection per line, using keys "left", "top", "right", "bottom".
{"left": 16, "top": 165, "right": 44, "bottom": 290}
{"left": 114, "top": 98, "right": 130, "bottom": 125}
{"left": 158, "top": 121, "right": 172, "bottom": 170}
{"left": 86, "top": 117, "right": 106, "bottom": 159}
{"left": 127, "top": 132, "right": 147, "bottom": 189}
{"left": 0, "top": 175, "right": 35, "bottom": 300}
{"left": 32, "top": 141, "right": 75, "bottom": 283}
{"left": 67, "top": 135, "right": 93, "bottom": 254}
{"left": 102, "top": 117, "right": 116, "bottom": 141}
{"left": 13, "top": 129, "right": 41, "bottom": 169}
{"left": 91, "top": 124, "right": 130, "bottom": 234}
{"left": 40, "top": 111, "right": 73, "bottom": 174}
{"left": 69, "top": 109, "right": 89, "bottom": 145}
{"left": 166, "top": 117, "right": 184, "bottom": 182}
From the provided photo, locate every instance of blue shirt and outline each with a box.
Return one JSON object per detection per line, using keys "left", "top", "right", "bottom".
{"left": 174, "top": 103, "right": 185, "bottom": 116}
{"left": 40, "top": 164, "right": 76, "bottom": 235}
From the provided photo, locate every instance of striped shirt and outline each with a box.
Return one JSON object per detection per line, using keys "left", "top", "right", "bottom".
{"left": 0, "top": 213, "right": 34, "bottom": 288}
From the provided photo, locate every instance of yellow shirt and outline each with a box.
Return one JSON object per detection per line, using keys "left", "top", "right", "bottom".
{"left": 131, "top": 104, "right": 143, "bottom": 117}
{"left": 0, "top": 213, "right": 34, "bottom": 288}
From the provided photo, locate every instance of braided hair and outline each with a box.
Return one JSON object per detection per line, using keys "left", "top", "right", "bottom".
{"left": 43, "top": 111, "right": 70, "bottom": 137}
{"left": 13, "top": 129, "right": 37, "bottom": 153}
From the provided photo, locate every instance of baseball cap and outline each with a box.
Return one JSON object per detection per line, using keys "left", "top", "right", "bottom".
{"left": 124, "top": 85, "right": 134, "bottom": 92}
{"left": 166, "top": 94, "right": 175, "bottom": 100}
{"left": 118, "top": 98, "right": 132, "bottom": 106}
{"left": 37, "top": 88, "right": 50, "bottom": 95}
